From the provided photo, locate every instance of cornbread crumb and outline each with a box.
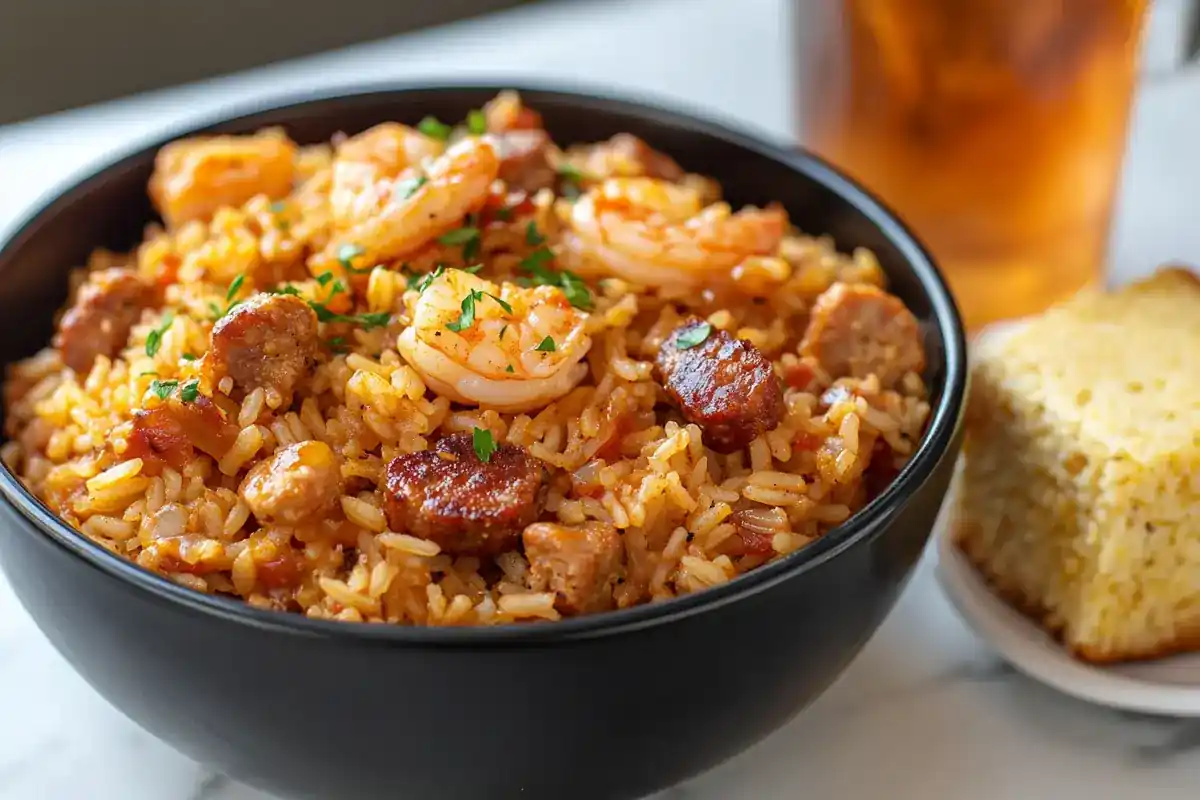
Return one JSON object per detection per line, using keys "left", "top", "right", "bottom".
{"left": 955, "top": 268, "right": 1200, "bottom": 663}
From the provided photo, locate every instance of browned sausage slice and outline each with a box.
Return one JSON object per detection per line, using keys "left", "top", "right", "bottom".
{"left": 656, "top": 319, "right": 785, "bottom": 454}
{"left": 383, "top": 433, "right": 547, "bottom": 556}
{"left": 798, "top": 282, "right": 925, "bottom": 388}
{"left": 205, "top": 293, "right": 318, "bottom": 404}
{"left": 523, "top": 522, "right": 624, "bottom": 615}
{"left": 54, "top": 268, "right": 153, "bottom": 374}
{"left": 494, "top": 130, "right": 557, "bottom": 194}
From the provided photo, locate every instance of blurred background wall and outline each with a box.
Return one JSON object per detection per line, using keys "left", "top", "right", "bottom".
{"left": 0, "top": 0, "right": 531, "bottom": 125}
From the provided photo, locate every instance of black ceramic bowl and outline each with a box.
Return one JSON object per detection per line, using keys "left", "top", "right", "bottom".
{"left": 0, "top": 83, "right": 966, "bottom": 800}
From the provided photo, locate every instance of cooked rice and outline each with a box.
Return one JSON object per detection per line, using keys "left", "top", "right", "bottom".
{"left": 2, "top": 93, "right": 931, "bottom": 626}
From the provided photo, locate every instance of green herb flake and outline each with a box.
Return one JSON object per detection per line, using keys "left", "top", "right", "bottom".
{"left": 487, "top": 293, "right": 513, "bottom": 315}
{"left": 498, "top": 324, "right": 508, "bottom": 341}
{"left": 316, "top": 272, "right": 334, "bottom": 287}
{"left": 437, "top": 227, "right": 480, "bottom": 246}
{"left": 149, "top": 379, "right": 179, "bottom": 400}
{"left": 272, "top": 284, "right": 302, "bottom": 297}
{"left": 144, "top": 311, "right": 176, "bottom": 358}
{"left": 493, "top": 207, "right": 514, "bottom": 222}
{"left": 518, "top": 248, "right": 593, "bottom": 310}
{"left": 558, "top": 163, "right": 587, "bottom": 184}
{"left": 139, "top": 371, "right": 158, "bottom": 377}
{"left": 525, "top": 221, "right": 545, "bottom": 246}
{"left": 446, "top": 290, "right": 482, "bottom": 333}
{"left": 418, "top": 116, "right": 453, "bottom": 141}
{"left": 179, "top": 379, "right": 201, "bottom": 403}
{"left": 180, "top": 353, "right": 197, "bottom": 361}
{"left": 535, "top": 336, "right": 557, "bottom": 352}
{"left": 558, "top": 270, "right": 594, "bottom": 311}
{"left": 466, "top": 109, "right": 488, "bottom": 135}
{"left": 225, "top": 273, "right": 246, "bottom": 302}
{"left": 354, "top": 312, "right": 391, "bottom": 330}
{"left": 675, "top": 322, "right": 713, "bottom": 350}
{"left": 397, "top": 175, "right": 428, "bottom": 200}
{"left": 413, "top": 265, "right": 446, "bottom": 294}
{"left": 337, "top": 243, "right": 374, "bottom": 274}
{"left": 505, "top": 364, "right": 515, "bottom": 373}
{"left": 462, "top": 264, "right": 484, "bottom": 275}
{"left": 471, "top": 426, "right": 497, "bottom": 463}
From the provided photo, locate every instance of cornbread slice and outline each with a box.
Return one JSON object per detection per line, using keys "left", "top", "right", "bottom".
{"left": 955, "top": 268, "right": 1200, "bottom": 663}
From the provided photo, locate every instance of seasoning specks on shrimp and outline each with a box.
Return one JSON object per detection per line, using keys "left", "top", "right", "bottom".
{"left": 397, "top": 267, "right": 592, "bottom": 413}
{"left": 560, "top": 177, "right": 787, "bottom": 291}
{"left": 2, "top": 91, "right": 931, "bottom": 628}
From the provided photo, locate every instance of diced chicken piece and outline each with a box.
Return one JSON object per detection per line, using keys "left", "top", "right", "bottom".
{"left": 799, "top": 282, "right": 925, "bottom": 388}
{"left": 240, "top": 440, "right": 341, "bottom": 525}
{"left": 522, "top": 522, "right": 624, "bottom": 615}
{"left": 53, "top": 268, "right": 153, "bottom": 374}
{"left": 383, "top": 433, "right": 547, "bottom": 556}
{"left": 656, "top": 319, "right": 785, "bottom": 453}
{"left": 149, "top": 129, "right": 298, "bottom": 227}
{"left": 205, "top": 293, "right": 318, "bottom": 404}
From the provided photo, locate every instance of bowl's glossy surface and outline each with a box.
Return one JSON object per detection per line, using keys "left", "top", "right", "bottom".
{"left": 0, "top": 83, "right": 966, "bottom": 800}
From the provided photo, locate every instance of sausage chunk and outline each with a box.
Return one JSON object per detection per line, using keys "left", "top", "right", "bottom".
{"left": 523, "top": 522, "right": 624, "bottom": 615}
{"left": 495, "top": 130, "right": 557, "bottom": 194}
{"left": 126, "top": 395, "right": 238, "bottom": 476}
{"left": 54, "top": 268, "right": 153, "bottom": 374}
{"left": 240, "top": 440, "right": 341, "bottom": 525}
{"left": 384, "top": 433, "right": 547, "bottom": 556}
{"left": 149, "top": 129, "right": 297, "bottom": 228}
{"left": 205, "top": 293, "right": 318, "bottom": 404}
{"left": 656, "top": 319, "right": 785, "bottom": 454}
{"left": 799, "top": 282, "right": 925, "bottom": 388}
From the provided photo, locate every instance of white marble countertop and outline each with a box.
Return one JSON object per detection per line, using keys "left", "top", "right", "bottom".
{"left": 2, "top": 1, "right": 1199, "bottom": 798}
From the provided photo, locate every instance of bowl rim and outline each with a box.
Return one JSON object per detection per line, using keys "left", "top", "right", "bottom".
{"left": 0, "top": 79, "right": 967, "bottom": 646}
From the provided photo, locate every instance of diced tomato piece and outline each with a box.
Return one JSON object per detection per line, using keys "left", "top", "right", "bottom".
{"left": 127, "top": 396, "right": 238, "bottom": 475}
{"left": 257, "top": 552, "right": 304, "bottom": 589}
{"left": 783, "top": 361, "right": 816, "bottom": 391}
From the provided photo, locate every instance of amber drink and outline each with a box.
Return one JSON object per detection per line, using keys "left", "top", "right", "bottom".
{"left": 798, "top": 0, "right": 1149, "bottom": 329}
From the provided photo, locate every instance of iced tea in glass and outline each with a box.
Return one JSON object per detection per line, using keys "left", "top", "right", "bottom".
{"left": 797, "top": 0, "right": 1149, "bottom": 329}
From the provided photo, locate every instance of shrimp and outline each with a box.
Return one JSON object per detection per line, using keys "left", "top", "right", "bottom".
{"left": 560, "top": 178, "right": 787, "bottom": 291}
{"left": 317, "top": 136, "right": 500, "bottom": 276}
{"left": 329, "top": 123, "right": 446, "bottom": 228}
{"left": 396, "top": 268, "right": 591, "bottom": 413}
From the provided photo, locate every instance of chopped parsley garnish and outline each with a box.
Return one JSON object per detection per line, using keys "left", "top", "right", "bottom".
{"left": 498, "top": 324, "right": 508, "bottom": 340}
{"left": 675, "top": 322, "right": 713, "bottom": 350}
{"left": 438, "top": 226, "right": 480, "bottom": 246}
{"left": 139, "top": 370, "right": 158, "bottom": 377}
{"left": 411, "top": 265, "right": 446, "bottom": 294}
{"left": 148, "top": 379, "right": 179, "bottom": 400}
{"left": 179, "top": 379, "right": 201, "bottom": 403}
{"left": 462, "top": 264, "right": 484, "bottom": 275}
{"left": 446, "top": 289, "right": 511, "bottom": 333}
{"left": 225, "top": 273, "right": 245, "bottom": 302}
{"left": 316, "top": 271, "right": 334, "bottom": 286}
{"left": 272, "top": 284, "right": 302, "bottom": 296}
{"left": 396, "top": 175, "right": 428, "bottom": 200}
{"left": 472, "top": 426, "right": 497, "bottom": 463}
{"left": 418, "top": 116, "right": 453, "bottom": 141}
{"left": 466, "top": 109, "right": 488, "bottom": 135}
{"left": 558, "top": 163, "right": 587, "bottom": 184}
{"left": 145, "top": 311, "right": 175, "bottom": 358}
{"left": 493, "top": 207, "right": 514, "bottom": 222}
{"left": 354, "top": 312, "right": 392, "bottom": 329}
{"left": 303, "top": 297, "right": 391, "bottom": 330}
{"left": 180, "top": 353, "right": 197, "bottom": 361}
{"left": 326, "top": 336, "right": 349, "bottom": 354}
{"left": 505, "top": 364, "right": 515, "bottom": 373}
{"left": 517, "top": 248, "right": 593, "bottom": 310}
{"left": 337, "top": 243, "right": 374, "bottom": 275}
{"left": 525, "top": 221, "right": 545, "bottom": 246}
{"left": 535, "top": 336, "right": 557, "bottom": 352}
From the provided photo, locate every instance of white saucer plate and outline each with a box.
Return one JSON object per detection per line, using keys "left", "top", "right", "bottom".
{"left": 935, "top": 514, "right": 1200, "bottom": 716}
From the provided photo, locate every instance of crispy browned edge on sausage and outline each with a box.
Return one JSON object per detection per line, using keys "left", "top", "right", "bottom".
{"left": 383, "top": 433, "right": 548, "bottom": 556}
{"left": 655, "top": 319, "right": 785, "bottom": 454}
